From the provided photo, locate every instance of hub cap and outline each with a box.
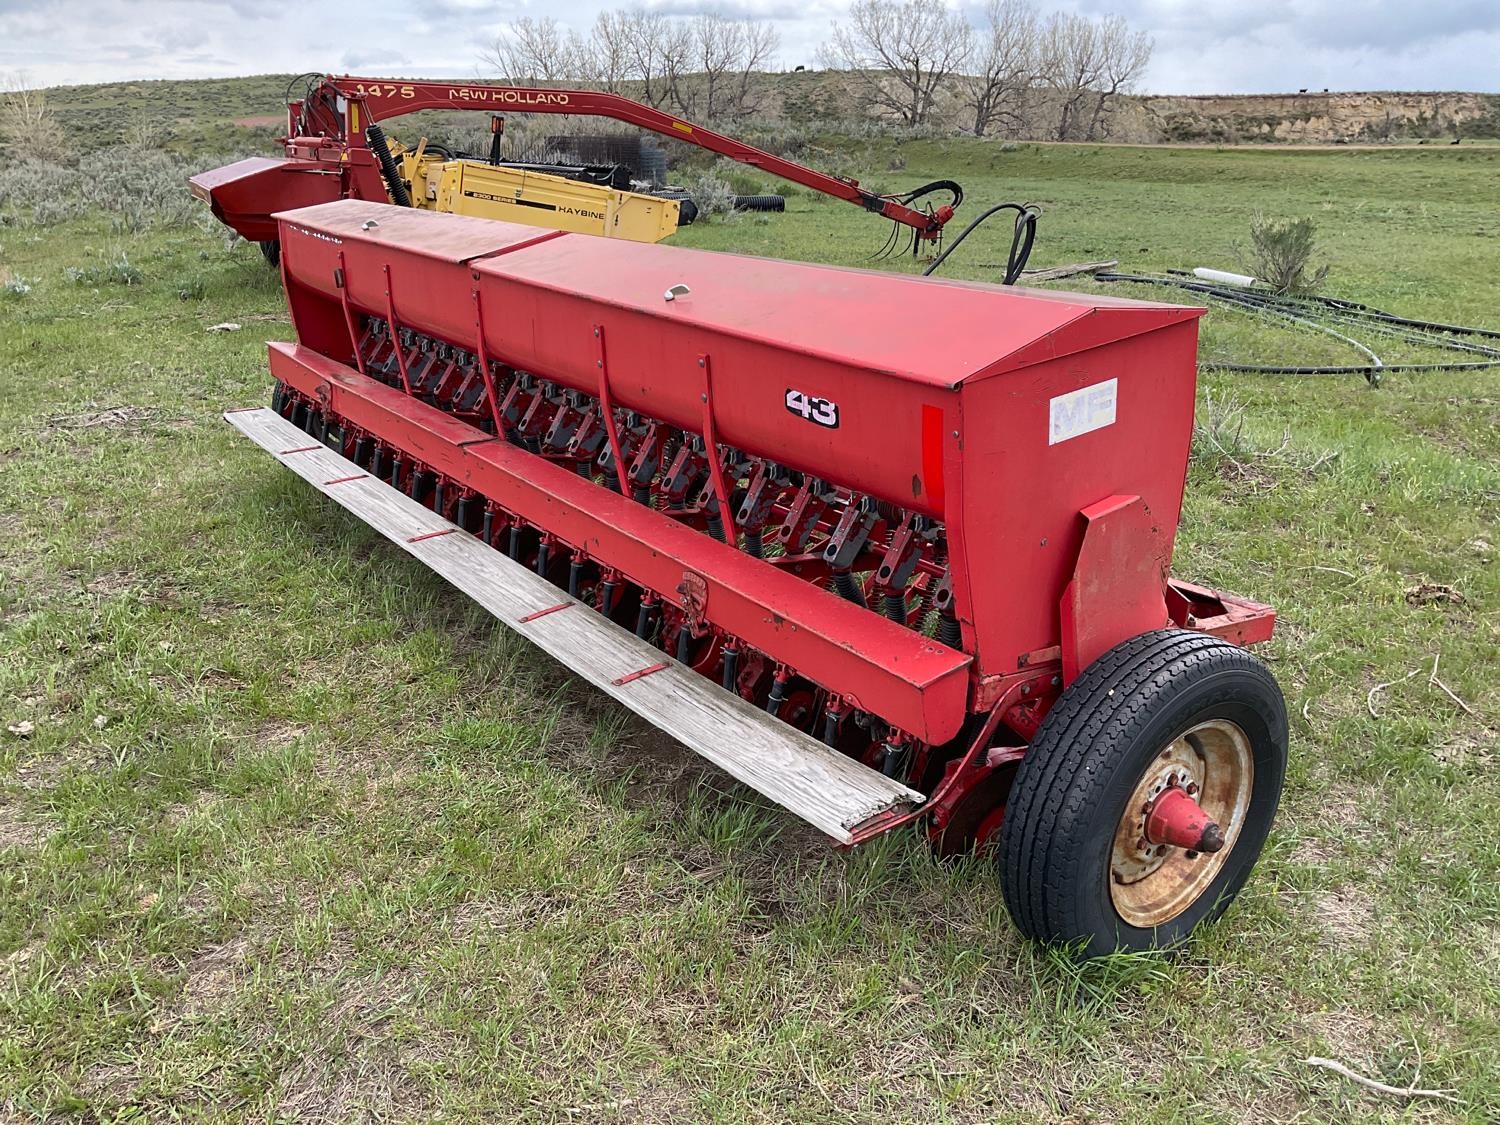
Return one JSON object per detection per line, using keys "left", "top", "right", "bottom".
{"left": 1109, "top": 719, "right": 1254, "bottom": 928}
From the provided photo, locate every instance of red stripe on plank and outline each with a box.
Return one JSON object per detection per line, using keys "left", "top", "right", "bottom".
{"left": 406, "top": 528, "right": 458, "bottom": 543}
{"left": 612, "top": 662, "right": 669, "bottom": 686}
{"left": 324, "top": 474, "right": 367, "bottom": 486}
{"left": 519, "top": 602, "right": 574, "bottom": 623}
{"left": 278, "top": 445, "right": 323, "bottom": 455}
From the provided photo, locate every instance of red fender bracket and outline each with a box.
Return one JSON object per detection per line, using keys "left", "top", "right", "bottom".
{"left": 1059, "top": 494, "right": 1170, "bottom": 685}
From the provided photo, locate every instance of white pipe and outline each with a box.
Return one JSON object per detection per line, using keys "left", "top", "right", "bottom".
{"left": 1192, "top": 267, "right": 1257, "bottom": 288}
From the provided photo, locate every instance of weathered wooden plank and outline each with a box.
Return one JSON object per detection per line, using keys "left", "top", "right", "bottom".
{"left": 1019, "top": 259, "right": 1119, "bottom": 284}
{"left": 226, "top": 407, "right": 926, "bottom": 843}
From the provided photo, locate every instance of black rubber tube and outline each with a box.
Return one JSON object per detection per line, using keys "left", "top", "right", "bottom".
{"left": 733, "top": 194, "right": 786, "bottom": 213}
{"left": 366, "top": 123, "right": 412, "bottom": 207}
{"left": 923, "top": 202, "right": 1038, "bottom": 284}
{"left": 821, "top": 710, "right": 840, "bottom": 748}
{"left": 765, "top": 676, "right": 787, "bottom": 715}
{"left": 1096, "top": 272, "right": 1500, "bottom": 380}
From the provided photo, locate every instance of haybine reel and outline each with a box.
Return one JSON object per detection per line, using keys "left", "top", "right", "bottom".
{"left": 227, "top": 200, "right": 1288, "bottom": 955}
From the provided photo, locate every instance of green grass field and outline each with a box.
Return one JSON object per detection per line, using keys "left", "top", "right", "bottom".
{"left": 1, "top": 134, "right": 1497, "bottom": 1122}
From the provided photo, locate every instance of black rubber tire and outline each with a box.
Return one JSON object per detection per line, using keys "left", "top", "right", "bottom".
{"left": 733, "top": 194, "right": 786, "bottom": 213}
{"left": 997, "top": 629, "right": 1287, "bottom": 957}
{"left": 259, "top": 239, "right": 280, "bottom": 268}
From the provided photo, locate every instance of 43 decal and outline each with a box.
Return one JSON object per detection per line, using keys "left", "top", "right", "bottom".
{"left": 784, "top": 389, "right": 839, "bottom": 429}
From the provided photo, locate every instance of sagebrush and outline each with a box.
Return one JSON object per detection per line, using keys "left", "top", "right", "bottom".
{"left": 1247, "top": 212, "right": 1329, "bottom": 295}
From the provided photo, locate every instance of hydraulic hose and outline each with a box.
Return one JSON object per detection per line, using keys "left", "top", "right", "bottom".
{"left": 923, "top": 202, "right": 1039, "bottom": 284}
{"left": 366, "top": 123, "right": 412, "bottom": 207}
{"left": 900, "top": 179, "right": 964, "bottom": 212}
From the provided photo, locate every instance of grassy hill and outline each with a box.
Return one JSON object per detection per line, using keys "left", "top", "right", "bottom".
{"left": 26, "top": 72, "right": 1500, "bottom": 158}
{"left": 37, "top": 74, "right": 296, "bottom": 155}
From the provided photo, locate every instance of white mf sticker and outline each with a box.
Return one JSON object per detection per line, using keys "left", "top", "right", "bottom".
{"left": 1048, "top": 378, "right": 1118, "bottom": 445}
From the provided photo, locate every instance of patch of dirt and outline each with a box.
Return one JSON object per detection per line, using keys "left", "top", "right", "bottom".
{"left": 1287, "top": 782, "right": 1384, "bottom": 867}
{"left": 1314, "top": 886, "right": 1377, "bottom": 949}
{"left": 148, "top": 667, "right": 245, "bottom": 703}
{"left": 83, "top": 571, "right": 180, "bottom": 605}
{"left": 80, "top": 933, "right": 259, "bottom": 1106}
{"left": 0, "top": 802, "right": 51, "bottom": 852}
{"left": 1404, "top": 581, "right": 1465, "bottom": 607}
{"left": 1216, "top": 458, "right": 1279, "bottom": 493}
{"left": 1431, "top": 733, "right": 1495, "bottom": 769}
{"left": 256, "top": 719, "right": 308, "bottom": 750}
{"left": 164, "top": 790, "right": 223, "bottom": 827}
{"left": 9, "top": 753, "right": 71, "bottom": 792}
{"left": 268, "top": 969, "right": 437, "bottom": 1121}
{"left": 45, "top": 405, "right": 158, "bottom": 432}
{"left": 176, "top": 934, "right": 253, "bottom": 1022}
{"left": 234, "top": 114, "right": 283, "bottom": 128}
{"left": 1309, "top": 1008, "right": 1382, "bottom": 1064}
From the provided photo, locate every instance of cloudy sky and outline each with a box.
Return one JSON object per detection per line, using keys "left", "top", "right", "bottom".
{"left": 2, "top": 0, "right": 1497, "bottom": 94}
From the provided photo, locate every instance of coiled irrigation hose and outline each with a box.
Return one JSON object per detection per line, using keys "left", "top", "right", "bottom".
{"left": 1095, "top": 272, "right": 1500, "bottom": 384}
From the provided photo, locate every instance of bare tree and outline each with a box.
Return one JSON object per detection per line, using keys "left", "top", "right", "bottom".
{"left": 620, "top": 9, "right": 691, "bottom": 109}
{"left": 483, "top": 17, "right": 577, "bottom": 85}
{"left": 573, "top": 11, "right": 632, "bottom": 93}
{"left": 1040, "top": 13, "right": 1099, "bottom": 141}
{"left": 1084, "top": 15, "right": 1151, "bottom": 140}
{"left": 963, "top": 0, "right": 1038, "bottom": 137}
{"left": 819, "top": 0, "right": 973, "bottom": 127}
{"left": 729, "top": 21, "right": 780, "bottom": 120}
{"left": 1040, "top": 12, "right": 1151, "bottom": 141}
{"left": 1, "top": 73, "right": 68, "bottom": 160}
{"left": 678, "top": 16, "right": 780, "bottom": 121}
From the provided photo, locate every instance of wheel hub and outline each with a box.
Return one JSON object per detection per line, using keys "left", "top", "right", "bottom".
{"left": 1109, "top": 720, "right": 1254, "bottom": 928}
{"left": 1145, "top": 786, "right": 1225, "bottom": 854}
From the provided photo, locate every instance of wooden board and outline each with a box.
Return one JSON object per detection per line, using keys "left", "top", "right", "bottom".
{"left": 225, "top": 407, "right": 926, "bottom": 844}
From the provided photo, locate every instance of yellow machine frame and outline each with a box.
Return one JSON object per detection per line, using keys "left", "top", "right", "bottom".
{"left": 397, "top": 144, "right": 681, "bottom": 244}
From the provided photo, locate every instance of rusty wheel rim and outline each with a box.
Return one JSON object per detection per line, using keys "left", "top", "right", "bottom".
{"left": 1109, "top": 719, "right": 1253, "bottom": 929}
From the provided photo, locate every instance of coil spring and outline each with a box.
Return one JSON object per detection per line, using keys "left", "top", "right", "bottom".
{"left": 705, "top": 509, "right": 727, "bottom": 544}
{"left": 881, "top": 592, "right": 906, "bottom": 624}
{"left": 936, "top": 613, "right": 962, "bottom": 648}
{"left": 831, "top": 571, "right": 866, "bottom": 608}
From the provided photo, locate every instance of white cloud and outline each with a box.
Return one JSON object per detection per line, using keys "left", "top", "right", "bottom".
{"left": 1, "top": 0, "right": 1496, "bottom": 93}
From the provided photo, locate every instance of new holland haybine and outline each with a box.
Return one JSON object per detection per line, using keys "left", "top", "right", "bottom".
{"left": 227, "top": 199, "right": 1288, "bottom": 956}
{"left": 191, "top": 75, "right": 960, "bottom": 254}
